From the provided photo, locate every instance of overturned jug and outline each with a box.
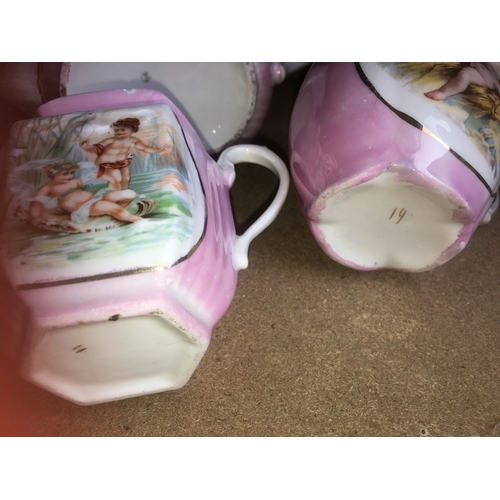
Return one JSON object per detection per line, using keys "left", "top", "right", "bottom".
{"left": 0, "top": 88, "right": 289, "bottom": 405}
{"left": 290, "top": 63, "right": 500, "bottom": 272}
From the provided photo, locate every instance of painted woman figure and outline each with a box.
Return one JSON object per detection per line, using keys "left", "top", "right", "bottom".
{"left": 79, "top": 117, "right": 172, "bottom": 190}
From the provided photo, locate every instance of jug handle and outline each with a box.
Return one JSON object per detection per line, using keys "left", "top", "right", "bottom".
{"left": 217, "top": 145, "right": 289, "bottom": 271}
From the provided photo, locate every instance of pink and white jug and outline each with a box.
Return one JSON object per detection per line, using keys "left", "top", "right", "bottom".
{"left": 290, "top": 62, "right": 500, "bottom": 272}
{"left": 0, "top": 88, "right": 289, "bottom": 405}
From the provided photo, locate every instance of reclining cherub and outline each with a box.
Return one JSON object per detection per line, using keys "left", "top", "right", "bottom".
{"left": 28, "top": 161, "right": 144, "bottom": 230}
{"left": 424, "top": 63, "right": 498, "bottom": 101}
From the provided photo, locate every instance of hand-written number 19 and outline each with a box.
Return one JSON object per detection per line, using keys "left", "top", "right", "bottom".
{"left": 389, "top": 207, "right": 407, "bottom": 224}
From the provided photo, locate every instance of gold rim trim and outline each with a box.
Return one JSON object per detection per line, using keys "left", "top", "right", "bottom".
{"left": 17, "top": 265, "right": 166, "bottom": 290}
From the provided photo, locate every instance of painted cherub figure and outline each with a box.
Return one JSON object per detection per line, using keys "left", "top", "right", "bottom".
{"left": 79, "top": 117, "right": 172, "bottom": 190}
{"left": 29, "top": 161, "right": 143, "bottom": 229}
{"left": 424, "top": 63, "right": 498, "bottom": 101}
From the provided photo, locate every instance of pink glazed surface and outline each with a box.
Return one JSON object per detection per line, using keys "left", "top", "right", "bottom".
{"left": 289, "top": 63, "right": 494, "bottom": 270}
{"left": 16, "top": 89, "right": 240, "bottom": 348}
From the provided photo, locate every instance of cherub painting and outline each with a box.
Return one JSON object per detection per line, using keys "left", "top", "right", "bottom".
{"left": 79, "top": 117, "right": 172, "bottom": 190}
{"left": 26, "top": 161, "right": 148, "bottom": 232}
{"left": 423, "top": 63, "right": 499, "bottom": 103}
{"left": 379, "top": 62, "right": 500, "bottom": 180}
{"left": 2, "top": 103, "right": 206, "bottom": 281}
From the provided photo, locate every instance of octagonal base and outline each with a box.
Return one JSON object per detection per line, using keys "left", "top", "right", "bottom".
{"left": 22, "top": 314, "right": 207, "bottom": 405}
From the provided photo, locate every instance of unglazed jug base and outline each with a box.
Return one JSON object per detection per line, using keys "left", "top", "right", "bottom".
{"left": 22, "top": 315, "right": 205, "bottom": 405}
{"left": 312, "top": 168, "right": 467, "bottom": 272}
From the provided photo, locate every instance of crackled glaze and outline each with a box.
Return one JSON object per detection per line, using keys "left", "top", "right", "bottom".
{"left": 290, "top": 62, "right": 500, "bottom": 272}
{"left": 0, "top": 89, "right": 289, "bottom": 404}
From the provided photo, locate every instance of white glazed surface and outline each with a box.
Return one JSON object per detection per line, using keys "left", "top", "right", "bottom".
{"left": 315, "top": 169, "right": 464, "bottom": 271}
{"left": 25, "top": 315, "right": 205, "bottom": 405}
{"left": 61, "top": 62, "right": 284, "bottom": 154}
{"left": 0, "top": 62, "right": 285, "bottom": 153}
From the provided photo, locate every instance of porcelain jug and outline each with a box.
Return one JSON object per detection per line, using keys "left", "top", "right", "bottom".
{"left": 290, "top": 62, "right": 500, "bottom": 272}
{"left": 0, "top": 88, "right": 289, "bottom": 405}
